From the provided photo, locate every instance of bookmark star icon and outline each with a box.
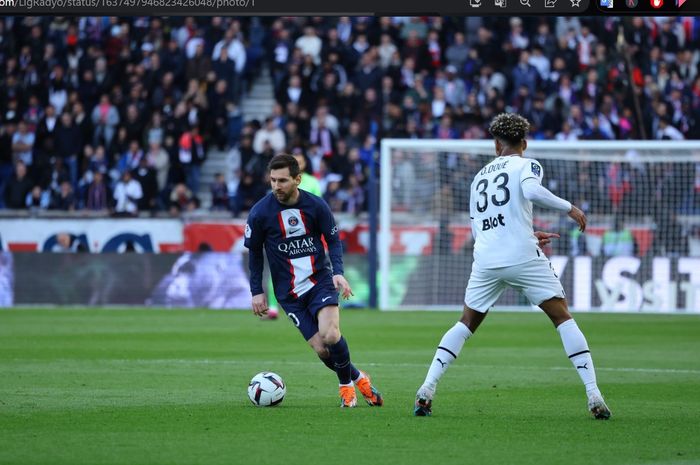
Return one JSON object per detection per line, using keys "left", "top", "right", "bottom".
{"left": 570, "top": 0, "right": 581, "bottom": 5}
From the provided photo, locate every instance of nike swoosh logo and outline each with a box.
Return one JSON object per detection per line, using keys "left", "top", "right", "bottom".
{"left": 322, "top": 296, "right": 332, "bottom": 302}
{"left": 288, "top": 228, "right": 301, "bottom": 235}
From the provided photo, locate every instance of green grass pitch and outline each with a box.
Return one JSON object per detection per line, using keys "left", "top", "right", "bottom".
{"left": 1, "top": 309, "right": 699, "bottom": 465}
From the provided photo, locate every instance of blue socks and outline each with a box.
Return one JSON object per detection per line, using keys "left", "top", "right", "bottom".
{"left": 318, "top": 354, "right": 360, "bottom": 381}
{"left": 327, "top": 336, "right": 353, "bottom": 385}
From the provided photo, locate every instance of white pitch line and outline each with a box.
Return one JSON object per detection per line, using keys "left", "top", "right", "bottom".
{"left": 14, "top": 358, "right": 699, "bottom": 375}
{"left": 551, "top": 366, "right": 700, "bottom": 375}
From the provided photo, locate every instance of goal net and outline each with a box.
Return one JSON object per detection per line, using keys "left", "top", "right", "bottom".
{"left": 379, "top": 140, "right": 700, "bottom": 313}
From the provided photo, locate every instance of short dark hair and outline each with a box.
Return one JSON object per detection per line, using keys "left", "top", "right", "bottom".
{"left": 488, "top": 113, "right": 530, "bottom": 145}
{"left": 268, "top": 154, "right": 301, "bottom": 178}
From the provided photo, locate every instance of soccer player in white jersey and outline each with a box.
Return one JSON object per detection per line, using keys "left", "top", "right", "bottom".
{"left": 414, "top": 113, "right": 611, "bottom": 420}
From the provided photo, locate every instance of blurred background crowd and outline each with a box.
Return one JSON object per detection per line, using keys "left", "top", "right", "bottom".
{"left": 0, "top": 15, "right": 699, "bottom": 219}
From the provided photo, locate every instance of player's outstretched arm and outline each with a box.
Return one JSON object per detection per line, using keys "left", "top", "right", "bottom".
{"left": 567, "top": 205, "right": 587, "bottom": 232}
{"left": 332, "top": 275, "right": 354, "bottom": 300}
{"left": 521, "top": 178, "right": 587, "bottom": 232}
{"left": 252, "top": 293, "right": 269, "bottom": 316}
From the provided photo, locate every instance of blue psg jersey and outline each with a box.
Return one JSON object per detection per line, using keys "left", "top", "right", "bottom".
{"left": 244, "top": 190, "right": 344, "bottom": 300}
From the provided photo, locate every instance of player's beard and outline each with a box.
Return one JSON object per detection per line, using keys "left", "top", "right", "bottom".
{"left": 275, "top": 189, "right": 292, "bottom": 203}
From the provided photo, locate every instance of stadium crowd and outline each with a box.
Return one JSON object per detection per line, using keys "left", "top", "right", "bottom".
{"left": 0, "top": 16, "right": 699, "bottom": 221}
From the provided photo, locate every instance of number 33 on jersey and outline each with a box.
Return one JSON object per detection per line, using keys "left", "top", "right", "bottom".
{"left": 470, "top": 156, "right": 544, "bottom": 269}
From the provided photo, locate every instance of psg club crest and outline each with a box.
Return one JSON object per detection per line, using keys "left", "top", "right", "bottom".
{"left": 288, "top": 217, "right": 299, "bottom": 227}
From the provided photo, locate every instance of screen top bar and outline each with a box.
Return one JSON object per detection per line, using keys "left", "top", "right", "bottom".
{"left": 0, "top": 0, "right": 693, "bottom": 15}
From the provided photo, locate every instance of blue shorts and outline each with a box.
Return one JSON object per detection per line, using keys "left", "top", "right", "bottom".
{"left": 278, "top": 276, "right": 339, "bottom": 341}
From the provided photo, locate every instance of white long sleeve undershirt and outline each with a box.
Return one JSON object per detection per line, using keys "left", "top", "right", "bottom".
{"left": 521, "top": 178, "right": 572, "bottom": 212}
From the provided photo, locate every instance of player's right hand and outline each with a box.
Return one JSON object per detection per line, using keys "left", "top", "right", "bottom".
{"left": 534, "top": 231, "right": 560, "bottom": 248}
{"left": 252, "top": 293, "right": 269, "bottom": 317}
{"left": 332, "top": 274, "right": 354, "bottom": 300}
{"left": 568, "top": 205, "right": 587, "bottom": 232}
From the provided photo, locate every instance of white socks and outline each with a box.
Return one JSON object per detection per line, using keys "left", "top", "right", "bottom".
{"left": 557, "top": 319, "right": 600, "bottom": 396}
{"left": 422, "top": 322, "right": 473, "bottom": 392}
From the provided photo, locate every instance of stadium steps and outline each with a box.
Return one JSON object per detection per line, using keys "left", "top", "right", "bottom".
{"left": 198, "top": 147, "right": 230, "bottom": 209}
{"left": 240, "top": 68, "right": 276, "bottom": 123}
{"left": 197, "top": 68, "right": 275, "bottom": 209}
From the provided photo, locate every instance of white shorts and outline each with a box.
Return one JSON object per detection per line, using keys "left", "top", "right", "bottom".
{"left": 464, "top": 255, "right": 565, "bottom": 312}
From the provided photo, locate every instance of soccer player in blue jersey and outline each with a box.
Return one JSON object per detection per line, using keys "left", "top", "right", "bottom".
{"left": 244, "top": 154, "right": 382, "bottom": 408}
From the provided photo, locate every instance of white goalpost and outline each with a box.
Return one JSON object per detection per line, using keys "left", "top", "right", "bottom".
{"left": 379, "top": 139, "right": 700, "bottom": 313}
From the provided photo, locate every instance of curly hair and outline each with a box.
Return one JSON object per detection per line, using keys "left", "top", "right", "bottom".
{"left": 488, "top": 113, "right": 530, "bottom": 145}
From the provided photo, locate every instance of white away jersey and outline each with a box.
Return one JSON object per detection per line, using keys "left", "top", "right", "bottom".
{"left": 469, "top": 155, "right": 543, "bottom": 269}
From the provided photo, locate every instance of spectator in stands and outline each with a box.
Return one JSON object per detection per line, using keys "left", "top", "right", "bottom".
{"left": 91, "top": 94, "right": 120, "bottom": 148}
{"left": 253, "top": 117, "right": 286, "bottom": 154}
{"left": 118, "top": 140, "right": 144, "bottom": 174}
{"left": 55, "top": 111, "right": 83, "bottom": 188}
{"left": 85, "top": 170, "right": 110, "bottom": 212}
{"left": 212, "top": 28, "right": 246, "bottom": 103}
{"left": 33, "top": 104, "right": 59, "bottom": 181}
{"left": 323, "top": 173, "right": 347, "bottom": 212}
{"left": 232, "top": 170, "right": 266, "bottom": 217}
{"left": 178, "top": 124, "right": 206, "bottom": 194}
{"left": 295, "top": 26, "right": 322, "bottom": 65}
{"left": 293, "top": 151, "right": 322, "bottom": 196}
{"left": 12, "top": 120, "right": 34, "bottom": 168}
{"left": 132, "top": 157, "right": 158, "bottom": 212}
{"left": 656, "top": 116, "right": 685, "bottom": 140}
{"left": 277, "top": 74, "right": 312, "bottom": 110}
{"left": 50, "top": 180, "right": 76, "bottom": 211}
{"left": 512, "top": 50, "right": 539, "bottom": 100}
{"left": 0, "top": 120, "right": 15, "bottom": 209}
{"left": 185, "top": 41, "right": 211, "bottom": 83}
{"left": 169, "top": 182, "right": 194, "bottom": 214}
{"left": 210, "top": 172, "right": 230, "bottom": 211}
{"left": 26, "top": 185, "right": 50, "bottom": 211}
{"left": 309, "top": 113, "right": 336, "bottom": 157}
{"left": 113, "top": 170, "right": 143, "bottom": 217}
{"left": 445, "top": 32, "right": 469, "bottom": 72}
{"left": 602, "top": 217, "right": 635, "bottom": 257}
{"left": 5, "top": 161, "right": 32, "bottom": 209}
{"left": 441, "top": 65, "right": 467, "bottom": 108}
{"left": 393, "top": 150, "right": 416, "bottom": 211}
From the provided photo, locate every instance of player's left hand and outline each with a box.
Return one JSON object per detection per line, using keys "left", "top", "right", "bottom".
{"left": 332, "top": 275, "right": 354, "bottom": 300}
{"left": 252, "top": 293, "right": 269, "bottom": 317}
{"left": 534, "top": 231, "right": 560, "bottom": 248}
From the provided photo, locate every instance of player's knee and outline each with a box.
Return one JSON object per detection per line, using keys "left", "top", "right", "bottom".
{"left": 539, "top": 297, "right": 571, "bottom": 327}
{"left": 309, "top": 340, "right": 328, "bottom": 357}
{"left": 320, "top": 327, "right": 341, "bottom": 346}
{"left": 460, "top": 305, "right": 486, "bottom": 333}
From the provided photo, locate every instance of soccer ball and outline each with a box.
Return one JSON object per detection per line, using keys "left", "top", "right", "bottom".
{"left": 247, "top": 372, "right": 286, "bottom": 407}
